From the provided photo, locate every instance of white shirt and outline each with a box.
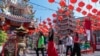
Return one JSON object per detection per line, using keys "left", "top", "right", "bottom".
{"left": 66, "top": 36, "right": 73, "bottom": 46}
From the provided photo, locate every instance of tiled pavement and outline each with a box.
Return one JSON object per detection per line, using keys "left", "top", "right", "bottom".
{"left": 25, "top": 50, "right": 100, "bottom": 56}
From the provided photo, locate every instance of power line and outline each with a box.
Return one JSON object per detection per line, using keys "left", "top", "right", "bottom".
{"left": 29, "top": 2, "right": 57, "bottom": 11}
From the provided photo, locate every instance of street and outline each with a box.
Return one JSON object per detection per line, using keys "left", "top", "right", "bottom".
{"left": 25, "top": 50, "right": 100, "bottom": 56}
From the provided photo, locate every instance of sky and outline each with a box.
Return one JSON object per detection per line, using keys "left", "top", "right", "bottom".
{"left": 30, "top": 0, "right": 100, "bottom": 21}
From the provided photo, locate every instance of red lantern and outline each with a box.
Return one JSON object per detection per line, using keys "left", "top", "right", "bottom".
{"left": 82, "top": 11, "right": 87, "bottom": 15}
{"left": 52, "top": 13, "right": 57, "bottom": 17}
{"left": 97, "top": 11, "right": 100, "bottom": 15}
{"left": 92, "top": 8, "right": 97, "bottom": 13}
{"left": 48, "top": 0, "right": 55, "bottom": 3}
{"left": 68, "top": 4, "right": 74, "bottom": 10}
{"left": 76, "top": 7, "right": 81, "bottom": 12}
{"left": 65, "top": 11, "right": 70, "bottom": 16}
{"left": 58, "top": 8, "right": 63, "bottom": 13}
{"left": 91, "top": 0, "right": 98, "bottom": 3}
{"left": 86, "top": 4, "right": 92, "bottom": 10}
{"left": 53, "top": 19, "right": 57, "bottom": 23}
{"left": 70, "top": 0, "right": 77, "bottom": 3}
{"left": 43, "top": 21, "right": 46, "bottom": 24}
{"left": 59, "top": 0, "right": 66, "bottom": 7}
{"left": 78, "top": 1, "right": 85, "bottom": 7}
{"left": 48, "top": 22, "right": 52, "bottom": 26}
{"left": 58, "top": 16, "right": 63, "bottom": 21}
{"left": 87, "top": 13, "right": 93, "bottom": 17}
{"left": 47, "top": 18, "right": 51, "bottom": 21}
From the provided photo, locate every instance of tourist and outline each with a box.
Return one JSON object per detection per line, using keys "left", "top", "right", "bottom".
{"left": 71, "top": 32, "right": 81, "bottom": 56}
{"left": 58, "top": 36, "right": 64, "bottom": 56}
{"left": 47, "top": 28, "right": 58, "bottom": 56}
{"left": 36, "top": 32, "right": 45, "bottom": 56}
{"left": 65, "top": 33, "right": 73, "bottom": 56}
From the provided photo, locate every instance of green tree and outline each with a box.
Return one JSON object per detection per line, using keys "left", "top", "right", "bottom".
{"left": 0, "top": 30, "right": 7, "bottom": 46}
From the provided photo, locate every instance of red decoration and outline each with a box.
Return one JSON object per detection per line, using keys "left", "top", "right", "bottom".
{"left": 59, "top": 0, "right": 66, "bottom": 7}
{"left": 76, "top": 7, "right": 81, "bottom": 12}
{"left": 97, "top": 11, "right": 100, "bottom": 15}
{"left": 58, "top": 16, "right": 63, "bottom": 21}
{"left": 48, "top": 0, "right": 55, "bottom": 3}
{"left": 91, "top": 0, "right": 98, "bottom": 3}
{"left": 78, "top": 1, "right": 85, "bottom": 7}
{"left": 87, "top": 13, "right": 93, "bottom": 17}
{"left": 52, "top": 13, "right": 57, "bottom": 17}
{"left": 39, "top": 23, "right": 42, "bottom": 26}
{"left": 43, "top": 21, "right": 46, "bottom": 24}
{"left": 70, "top": 0, "right": 77, "bottom": 3}
{"left": 53, "top": 19, "right": 57, "bottom": 23}
{"left": 68, "top": 5, "right": 74, "bottom": 10}
{"left": 47, "top": 18, "right": 51, "bottom": 21}
{"left": 92, "top": 8, "right": 97, "bottom": 13}
{"left": 48, "top": 22, "right": 52, "bottom": 26}
{"left": 86, "top": 4, "right": 92, "bottom": 10}
{"left": 82, "top": 11, "right": 87, "bottom": 15}
{"left": 65, "top": 11, "right": 70, "bottom": 16}
{"left": 58, "top": 8, "right": 63, "bottom": 13}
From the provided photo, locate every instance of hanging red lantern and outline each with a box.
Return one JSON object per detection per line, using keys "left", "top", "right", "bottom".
{"left": 48, "top": 22, "right": 52, "bottom": 26}
{"left": 70, "top": 0, "right": 77, "bottom": 3}
{"left": 91, "top": 0, "right": 98, "bottom": 3}
{"left": 92, "top": 8, "right": 97, "bottom": 13}
{"left": 53, "top": 19, "right": 57, "bottom": 23}
{"left": 65, "top": 11, "right": 70, "bottom": 16}
{"left": 58, "top": 16, "right": 63, "bottom": 21}
{"left": 82, "top": 11, "right": 87, "bottom": 15}
{"left": 43, "top": 21, "right": 46, "bottom": 24}
{"left": 48, "top": 0, "right": 55, "bottom": 3}
{"left": 39, "top": 23, "right": 42, "bottom": 26}
{"left": 86, "top": 4, "right": 92, "bottom": 10}
{"left": 47, "top": 18, "right": 51, "bottom": 21}
{"left": 52, "top": 13, "right": 57, "bottom": 17}
{"left": 59, "top": 0, "right": 66, "bottom": 7}
{"left": 78, "top": 1, "right": 85, "bottom": 7}
{"left": 76, "top": 7, "right": 81, "bottom": 12}
{"left": 97, "top": 11, "right": 100, "bottom": 15}
{"left": 68, "top": 4, "right": 74, "bottom": 10}
{"left": 58, "top": 8, "right": 63, "bottom": 13}
{"left": 87, "top": 13, "right": 93, "bottom": 17}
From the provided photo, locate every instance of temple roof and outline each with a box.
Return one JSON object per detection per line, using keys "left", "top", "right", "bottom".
{"left": 0, "top": 13, "right": 33, "bottom": 22}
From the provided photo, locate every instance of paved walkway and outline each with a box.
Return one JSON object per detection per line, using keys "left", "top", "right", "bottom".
{"left": 25, "top": 50, "right": 100, "bottom": 56}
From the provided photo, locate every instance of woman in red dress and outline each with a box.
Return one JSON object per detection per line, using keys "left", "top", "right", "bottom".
{"left": 47, "top": 29, "right": 58, "bottom": 56}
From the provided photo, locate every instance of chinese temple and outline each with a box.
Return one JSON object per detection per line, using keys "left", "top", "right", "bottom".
{"left": 0, "top": 0, "right": 35, "bottom": 32}
{"left": 0, "top": 0, "right": 35, "bottom": 56}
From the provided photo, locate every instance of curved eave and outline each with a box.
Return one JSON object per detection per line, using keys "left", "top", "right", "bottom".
{"left": 0, "top": 13, "right": 33, "bottom": 23}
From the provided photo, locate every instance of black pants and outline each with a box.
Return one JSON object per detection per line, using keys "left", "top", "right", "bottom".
{"left": 36, "top": 48, "right": 44, "bottom": 56}
{"left": 71, "top": 43, "right": 81, "bottom": 56}
{"left": 66, "top": 45, "right": 73, "bottom": 56}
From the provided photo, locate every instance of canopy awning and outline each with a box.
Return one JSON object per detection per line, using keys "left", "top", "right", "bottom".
{"left": 0, "top": 13, "right": 33, "bottom": 22}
